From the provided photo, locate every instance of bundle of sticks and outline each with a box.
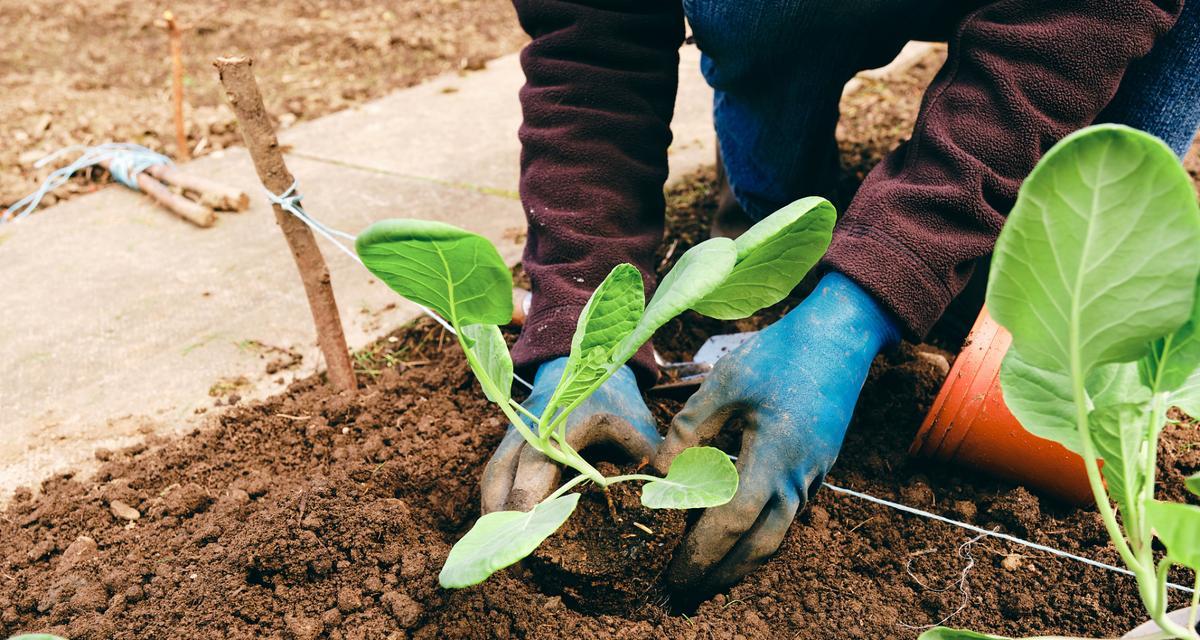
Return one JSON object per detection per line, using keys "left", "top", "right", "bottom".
{"left": 99, "top": 160, "right": 249, "bottom": 228}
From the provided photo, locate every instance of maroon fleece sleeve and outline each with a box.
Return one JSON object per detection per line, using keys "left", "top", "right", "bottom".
{"left": 822, "top": 0, "right": 1182, "bottom": 339}
{"left": 509, "top": 0, "right": 684, "bottom": 386}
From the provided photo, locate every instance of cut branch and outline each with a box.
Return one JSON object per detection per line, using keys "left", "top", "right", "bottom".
{"left": 214, "top": 55, "right": 357, "bottom": 392}
{"left": 143, "top": 163, "right": 249, "bottom": 211}
{"left": 98, "top": 159, "right": 215, "bottom": 228}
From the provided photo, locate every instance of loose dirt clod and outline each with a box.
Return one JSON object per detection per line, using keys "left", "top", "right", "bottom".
{"left": 108, "top": 500, "right": 140, "bottom": 521}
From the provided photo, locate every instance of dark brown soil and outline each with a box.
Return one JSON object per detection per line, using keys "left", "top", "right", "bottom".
{"left": 3, "top": 47, "right": 1200, "bottom": 640}
{"left": 527, "top": 462, "right": 688, "bottom": 618}
{"left": 1, "top": 0, "right": 526, "bottom": 211}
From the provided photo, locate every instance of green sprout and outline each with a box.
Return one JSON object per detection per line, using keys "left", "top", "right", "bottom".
{"left": 923, "top": 126, "right": 1200, "bottom": 639}
{"left": 355, "top": 197, "right": 836, "bottom": 588}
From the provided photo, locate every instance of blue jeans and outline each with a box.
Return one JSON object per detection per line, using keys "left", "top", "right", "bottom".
{"left": 684, "top": 0, "right": 1200, "bottom": 221}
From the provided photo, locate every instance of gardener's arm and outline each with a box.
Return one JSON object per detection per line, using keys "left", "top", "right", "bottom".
{"left": 657, "top": 0, "right": 1183, "bottom": 593}
{"left": 482, "top": 0, "right": 685, "bottom": 513}
{"left": 510, "top": 0, "right": 685, "bottom": 387}
{"left": 822, "top": 0, "right": 1182, "bottom": 339}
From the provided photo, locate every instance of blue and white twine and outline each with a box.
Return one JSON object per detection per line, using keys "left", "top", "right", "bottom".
{"left": 2, "top": 143, "right": 172, "bottom": 223}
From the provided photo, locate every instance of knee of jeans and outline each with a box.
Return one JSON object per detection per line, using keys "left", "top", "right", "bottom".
{"left": 684, "top": 0, "right": 804, "bottom": 86}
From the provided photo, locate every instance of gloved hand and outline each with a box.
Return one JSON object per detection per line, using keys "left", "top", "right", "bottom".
{"left": 655, "top": 271, "right": 900, "bottom": 592}
{"left": 480, "top": 357, "right": 661, "bottom": 514}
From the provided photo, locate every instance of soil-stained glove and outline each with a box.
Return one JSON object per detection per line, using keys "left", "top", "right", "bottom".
{"left": 655, "top": 271, "right": 900, "bottom": 592}
{"left": 480, "top": 357, "right": 661, "bottom": 514}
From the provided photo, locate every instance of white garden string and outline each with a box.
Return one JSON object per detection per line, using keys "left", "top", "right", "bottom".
{"left": 898, "top": 532, "right": 987, "bottom": 630}
{"left": 269, "top": 182, "right": 1196, "bottom": 596}
{"left": 821, "top": 482, "right": 1195, "bottom": 594}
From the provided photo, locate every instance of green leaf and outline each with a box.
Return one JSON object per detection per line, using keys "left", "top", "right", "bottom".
{"left": 460, "top": 324, "right": 512, "bottom": 404}
{"left": 999, "top": 347, "right": 1084, "bottom": 454}
{"left": 641, "top": 447, "right": 738, "bottom": 509}
{"left": 1000, "top": 349, "right": 1144, "bottom": 455}
{"left": 691, "top": 197, "right": 835, "bottom": 320}
{"left": 1088, "top": 361, "right": 1148, "bottom": 408}
{"left": 1145, "top": 499, "right": 1200, "bottom": 570}
{"left": 918, "top": 629, "right": 1013, "bottom": 640}
{"left": 548, "top": 264, "right": 644, "bottom": 414}
{"left": 1142, "top": 276, "right": 1200, "bottom": 393}
{"left": 439, "top": 493, "right": 580, "bottom": 588}
{"left": 1090, "top": 402, "right": 1150, "bottom": 517}
{"left": 1170, "top": 368, "right": 1200, "bottom": 417}
{"left": 356, "top": 219, "right": 513, "bottom": 327}
{"left": 7, "top": 636, "right": 69, "bottom": 640}
{"left": 615, "top": 238, "right": 737, "bottom": 363}
{"left": 986, "top": 125, "right": 1200, "bottom": 375}
{"left": 1185, "top": 472, "right": 1200, "bottom": 499}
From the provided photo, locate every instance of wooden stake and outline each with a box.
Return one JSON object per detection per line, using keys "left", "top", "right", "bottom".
{"left": 214, "top": 55, "right": 357, "bottom": 393}
{"left": 97, "top": 159, "right": 215, "bottom": 228}
{"left": 164, "top": 11, "right": 190, "bottom": 161}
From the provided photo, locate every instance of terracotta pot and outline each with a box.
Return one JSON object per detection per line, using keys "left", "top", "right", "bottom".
{"left": 910, "top": 307, "right": 1094, "bottom": 505}
{"left": 1122, "top": 607, "right": 1198, "bottom": 638}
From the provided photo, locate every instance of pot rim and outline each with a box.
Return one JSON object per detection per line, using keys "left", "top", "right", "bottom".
{"left": 1121, "top": 607, "right": 1199, "bottom": 639}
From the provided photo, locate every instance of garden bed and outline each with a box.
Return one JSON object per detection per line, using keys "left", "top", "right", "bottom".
{"left": 2, "top": 53, "right": 1199, "bottom": 640}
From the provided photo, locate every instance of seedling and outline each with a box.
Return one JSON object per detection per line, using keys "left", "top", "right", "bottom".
{"left": 923, "top": 126, "right": 1200, "bottom": 639}
{"left": 356, "top": 197, "right": 836, "bottom": 588}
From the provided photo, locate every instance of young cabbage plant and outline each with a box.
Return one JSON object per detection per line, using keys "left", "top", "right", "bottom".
{"left": 922, "top": 126, "right": 1200, "bottom": 640}
{"left": 356, "top": 197, "right": 837, "bottom": 588}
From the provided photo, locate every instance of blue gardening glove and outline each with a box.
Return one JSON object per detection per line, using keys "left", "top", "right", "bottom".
{"left": 654, "top": 271, "right": 900, "bottom": 591}
{"left": 480, "top": 357, "right": 661, "bottom": 514}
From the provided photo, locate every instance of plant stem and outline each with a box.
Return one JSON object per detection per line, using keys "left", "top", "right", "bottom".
{"left": 509, "top": 400, "right": 540, "bottom": 423}
{"left": 604, "top": 473, "right": 662, "bottom": 485}
{"left": 553, "top": 436, "right": 608, "bottom": 486}
{"left": 457, "top": 334, "right": 542, "bottom": 448}
{"left": 1157, "top": 557, "right": 1175, "bottom": 619}
{"left": 1137, "top": 394, "right": 1170, "bottom": 546}
{"left": 1070, "top": 355, "right": 1140, "bottom": 571}
{"left": 1188, "top": 572, "right": 1199, "bottom": 633}
{"left": 546, "top": 473, "right": 591, "bottom": 502}
{"left": 1147, "top": 558, "right": 1200, "bottom": 639}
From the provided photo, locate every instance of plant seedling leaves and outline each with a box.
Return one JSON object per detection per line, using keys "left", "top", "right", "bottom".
{"left": 999, "top": 347, "right": 1083, "bottom": 454}
{"left": 1170, "top": 369, "right": 1200, "bottom": 417}
{"left": 691, "top": 197, "right": 835, "bottom": 320}
{"left": 1088, "top": 361, "right": 1148, "bottom": 408}
{"left": 641, "top": 446, "right": 738, "bottom": 509}
{"left": 918, "top": 629, "right": 1013, "bottom": 640}
{"left": 439, "top": 493, "right": 580, "bottom": 588}
{"left": 460, "top": 324, "right": 512, "bottom": 404}
{"left": 1142, "top": 276, "right": 1200, "bottom": 393}
{"left": 356, "top": 220, "right": 513, "bottom": 327}
{"left": 1145, "top": 499, "right": 1200, "bottom": 570}
{"left": 1000, "top": 348, "right": 1145, "bottom": 455}
{"left": 7, "top": 636, "right": 69, "bottom": 640}
{"left": 987, "top": 125, "right": 1200, "bottom": 375}
{"left": 615, "top": 238, "right": 736, "bottom": 363}
{"left": 1090, "top": 402, "right": 1150, "bottom": 517}
{"left": 1159, "top": 280, "right": 1200, "bottom": 415}
{"left": 1185, "top": 472, "right": 1200, "bottom": 499}
{"left": 547, "top": 264, "right": 644, "bottom": 416}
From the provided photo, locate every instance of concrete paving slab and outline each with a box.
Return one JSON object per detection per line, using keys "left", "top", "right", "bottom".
{"left": 1, "top": 148, "right": 526, "bottom": 492}
{"left": 281, "top": 46, "right": 717, "bottom": 193}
